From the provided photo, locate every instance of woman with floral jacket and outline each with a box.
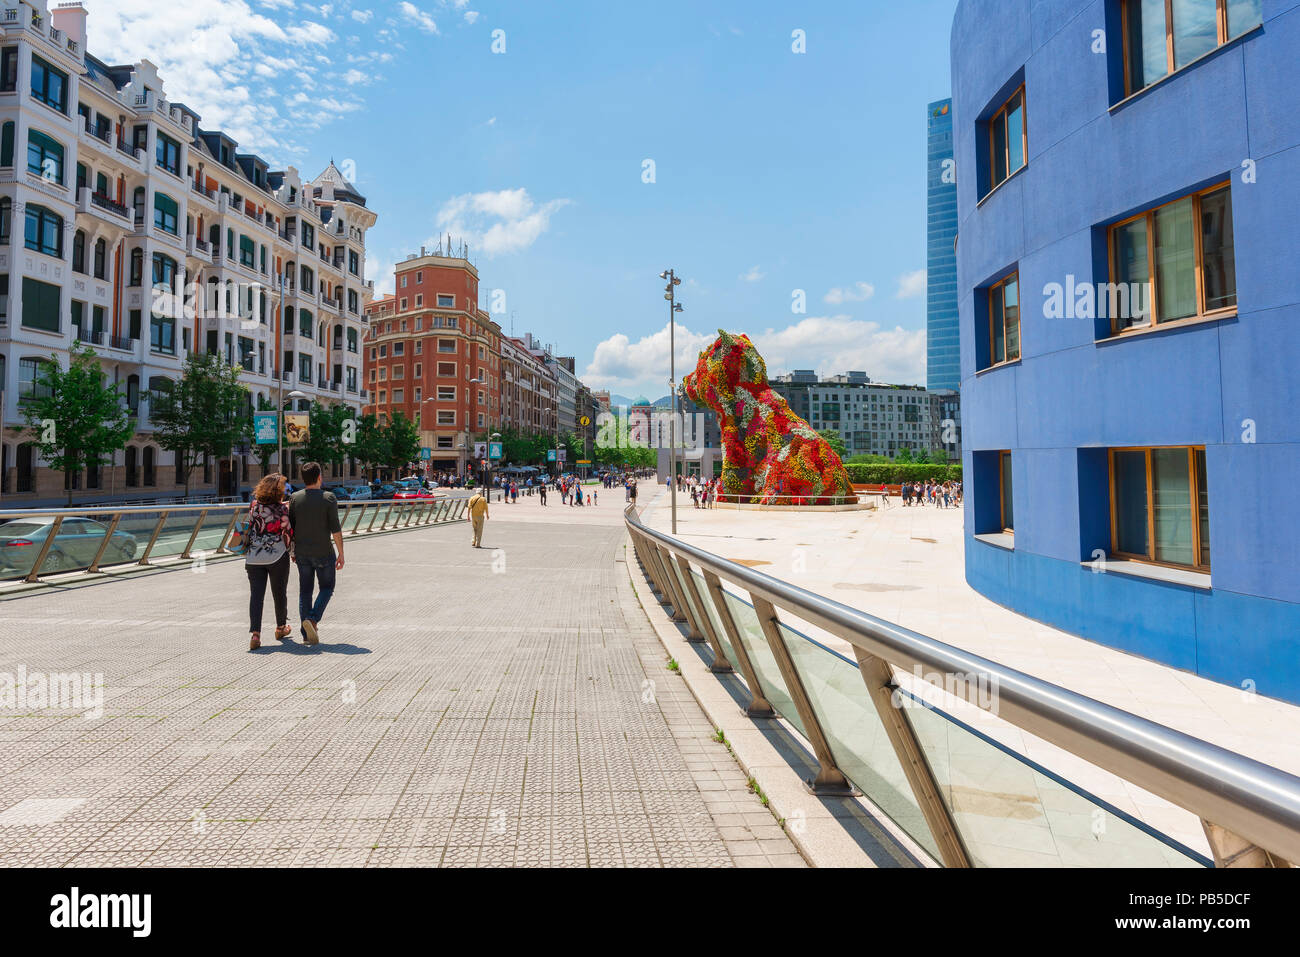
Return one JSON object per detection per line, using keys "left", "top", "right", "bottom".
{"left": 245, "top": 473, "right": 295, "bottom": 650}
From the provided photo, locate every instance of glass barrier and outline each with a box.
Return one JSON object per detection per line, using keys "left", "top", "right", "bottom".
{"left": 900, "top": 689, "right": 1207, "bottom": 867}
{"left": 720, "top": 590, "right": 807, "bottom": 740}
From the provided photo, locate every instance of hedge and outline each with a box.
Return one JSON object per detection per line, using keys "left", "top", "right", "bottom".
{"left": 845, "top": 463, "right": 962, "bottom": 484}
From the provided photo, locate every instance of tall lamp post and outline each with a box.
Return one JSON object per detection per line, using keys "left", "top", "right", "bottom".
{"left": 659, "top": 269, "right": 683, "bottom": 534}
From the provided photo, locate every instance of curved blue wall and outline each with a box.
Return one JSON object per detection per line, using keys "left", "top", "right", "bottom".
{"left": 952, "top": 0, "right": 1300, "bottom": 702}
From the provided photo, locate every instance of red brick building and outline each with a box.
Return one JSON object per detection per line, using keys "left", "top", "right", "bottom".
{"left": 363, "top": 250, "right": 502, "bottom": 473}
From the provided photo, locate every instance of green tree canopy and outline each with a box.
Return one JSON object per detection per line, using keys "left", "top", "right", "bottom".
{"left": 21, "top": 346, "right": 136, "bottom": 505}
{"left": 149, "top": 350, "right": 249, "bottom": 498}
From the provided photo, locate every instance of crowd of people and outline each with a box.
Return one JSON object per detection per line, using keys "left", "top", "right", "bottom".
{"left": 902, "top": 480, "right": 962, "bottom": 509}
{"left": 668, "top": 473, "right": 719, "bottom": 509}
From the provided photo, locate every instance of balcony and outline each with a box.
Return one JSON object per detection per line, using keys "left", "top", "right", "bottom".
{"left": 73, "top": 329, "right": 105, "bottom": 346}
{"left": 190, "top": 180, "right": 215, "bottom": 203}
{"left": 108, "top": 335, "right": 135, "bottom": 351}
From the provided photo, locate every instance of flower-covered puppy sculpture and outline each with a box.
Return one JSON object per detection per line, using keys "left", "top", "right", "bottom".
{"left": 683, "top": 330, "right": 855, "bottom": 505}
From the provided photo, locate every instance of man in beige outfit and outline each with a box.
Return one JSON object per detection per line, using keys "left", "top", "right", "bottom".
{"left": 467, "top": 490, "right": 489, "bottom": 548}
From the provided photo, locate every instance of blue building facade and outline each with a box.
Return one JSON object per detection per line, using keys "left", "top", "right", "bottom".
{"left": 926, "top": 98, "right": 960, "bottom": 394}
{"left": 952, "top": 0, "right": 1300, "bottom": 702}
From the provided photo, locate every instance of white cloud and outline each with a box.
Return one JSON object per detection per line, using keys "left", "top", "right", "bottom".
{"left": 351, "top": 9, "right": 374, "bottom": 22}
{"left": 343, "top": 69, "right": 369, "bottom": 85}
{"left": 434, "top": 188, "right": 571, "bottom": 257}
{"left": 464, "top": 10, "right": 479, "bottom": 24}
{"left": 85, "top": 0, "right": 363, "bottom": 159}
{"left": 739, "top": 265, "right": 765, "bottom": 283}
{"left": 399, "top": 1, "right": 439, "bottom": 34}
{"left": 896, "top": 268, "right": 927, "bottom": 299}
{"left": 824, "top": 281, "right": 875, "bottom": 304}
{"left": 582, "top": 317, "right": 926, "bottom": 395}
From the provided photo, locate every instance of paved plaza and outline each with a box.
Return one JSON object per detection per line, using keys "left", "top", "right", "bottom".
{"left": 0, "top": 489, "right": 805, "bottom": 868}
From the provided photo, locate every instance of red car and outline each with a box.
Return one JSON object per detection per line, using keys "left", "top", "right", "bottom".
{"left": 392, "top": 488, "right": 436, "bottom": 500}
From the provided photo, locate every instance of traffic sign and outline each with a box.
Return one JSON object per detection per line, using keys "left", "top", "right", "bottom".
{"left": 579, "top": 415, "right": 591, "bottom": 428}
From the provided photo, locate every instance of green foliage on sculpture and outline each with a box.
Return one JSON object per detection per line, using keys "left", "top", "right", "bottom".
{"left": 682, "top": 330, "right": 855, "bottom": 505}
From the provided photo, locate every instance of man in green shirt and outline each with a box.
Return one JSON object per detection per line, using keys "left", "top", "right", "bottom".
{"left": 289, "top": 462, "right": 344, "bottom": 645}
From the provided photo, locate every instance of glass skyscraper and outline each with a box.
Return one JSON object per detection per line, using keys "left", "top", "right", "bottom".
{"left": 925, "top": 98, "right": 959, "bottom": 393}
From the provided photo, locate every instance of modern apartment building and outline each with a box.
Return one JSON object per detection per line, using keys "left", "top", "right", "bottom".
{"left": 363, "top": 248, "right": 502, "bottom": 473}
{"left": 770, "top": 371, "right": 946, "bottom": 459}
{"left": 953, "top": 0, "right": 1300, "bottom": 701}
{"left": 0, "top": 0, "right": 375, "bottom": 503}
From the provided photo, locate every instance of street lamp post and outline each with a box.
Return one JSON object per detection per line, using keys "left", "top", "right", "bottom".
{"left": 659, "top": 269, "right": 684, "bottom": 535}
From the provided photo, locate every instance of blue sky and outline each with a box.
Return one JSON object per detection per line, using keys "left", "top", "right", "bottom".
{"left": 88, "top": 0, "right": 960, "bottom": 397}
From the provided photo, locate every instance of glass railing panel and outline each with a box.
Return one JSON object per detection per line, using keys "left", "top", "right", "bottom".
{"left": 147, "top": 512, "right": 207, "bottom": 561}
{"left": 690, "top": 568, "right": 736, "bottom": 665}
{"left": 901, "top": 690, "right": 1207, "bottom": 868}
{"left": 777, "top": 620, "right": 940, "bottom": 861}
{"left": 33, "top": 520, "right": 111, "bottom": 574}
{"left": 113, "top": 511, "right": 168, "bottom": 559}
{"left": 0, "top": 520, "right": 44, "bottom": 580}
{"left": 720, "top": 590, "right": 806, "bottom": 740}
{"left": 346, "top": 505, "right": 369, "bottom": 532}
{"left": 668, "top": 557, "right": 705, "bottom": 629}
{"left": 190, "top": 511, "right": 239, "bottom": 555}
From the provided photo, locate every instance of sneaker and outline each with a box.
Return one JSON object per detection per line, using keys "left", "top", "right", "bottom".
{"left": 302, "top": 620, "right": 319, "bottom": 645}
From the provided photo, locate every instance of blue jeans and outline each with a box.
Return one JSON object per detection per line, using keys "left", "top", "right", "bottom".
{"left": 297, "top": 555, "right": 336, "bottom": 624}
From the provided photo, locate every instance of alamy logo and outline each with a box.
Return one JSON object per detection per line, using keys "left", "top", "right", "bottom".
{"left": 0, "top": 667, "right": 103, "bottom": 719}
{"left": 50, "top": 888, "right": 151, "bottom": 938}
{"left": 1042, "top": 275, "right": 1151, "bottom": 322}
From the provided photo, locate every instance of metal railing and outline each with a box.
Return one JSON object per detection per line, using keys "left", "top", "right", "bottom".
{"left": 0, "top": 497, "right": 469, "bottom": 587}
{"left": 624, "top": 504, "right": 1300, "bottom": 869}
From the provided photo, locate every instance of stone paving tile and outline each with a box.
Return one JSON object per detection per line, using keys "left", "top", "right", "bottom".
{"left": 0, "top": 507, "right": 803, "bottom": 868}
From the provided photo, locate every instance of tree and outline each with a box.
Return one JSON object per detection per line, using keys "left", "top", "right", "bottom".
{"left": 817, "top": 429, "right": 848, "bottom": 461}
{"left": 896, "top": 447, "right": 915, "bottom": 464}
{"left": 298, "top": 403, "right": 355, "bottom": 477}
{"left": 353, "top": 413, "right": 389, "bottom": 480}
{"left": 21, "top": 346, "right": 135, "bottom": 506}
{"left": 149, "top": 350, "right": 249, "bottom": 499}
{"left": 383, "top": 411, "right": 421, "bottom": 475}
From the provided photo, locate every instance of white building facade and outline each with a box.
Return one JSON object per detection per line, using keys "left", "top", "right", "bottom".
{"left": 0, "top": 1, "right": 376, "bottom": 503}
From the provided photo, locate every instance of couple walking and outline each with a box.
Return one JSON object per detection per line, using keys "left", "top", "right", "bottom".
{"left": 244, "top": 462, "right": 345, "bottom": 651}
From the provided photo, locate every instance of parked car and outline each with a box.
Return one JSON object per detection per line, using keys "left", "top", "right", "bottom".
{"left": 0, "top": 518, "right": 138, "bottom": 573}
{"left": 369, "top": 482, "right": 398, "bottom": 499}
{"left": 328, "top": 485, "right": 372, "bottom": 501}
{"left": 392, "top": 488, "right": 435, "bottom": 500}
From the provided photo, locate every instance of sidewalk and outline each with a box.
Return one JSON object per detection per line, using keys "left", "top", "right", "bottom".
{"left": 0, "top": 484, "right": 803, "bottom": 868}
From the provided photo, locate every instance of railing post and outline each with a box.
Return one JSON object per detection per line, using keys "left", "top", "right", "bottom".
{"left": 214, "top": 510, "right": 240, "bottom": 552}
{"left": 367, "top": 504, "right": 382, "bottom": 532}
{"left": 350, "top": 503, "right": 368, "bottom": 534}
{"left": 180, "top": 509, "right": 208, "bottom": 560}
{"left": 87, "top": 513, "right": 123, "bottom": 572}
{"left": 852, "top": 648, "right": 972, "bottom": 868}
{"left": 674, "top": 554, "right": 732, "bottom": 672}
{"left": 653, "top": 545, "right": 688, "bottom": 621}
{"left": 750, "top": 594, "right": 858, "bottom": 797}
{"left": 669, "top": 553, "right": 707, "bottom": 642}
{"left": 1200, "top": 821, "right": 1292, "bottom": 868}
{"left": 24, "top": 516, "right": 64, "bottom": 583}
{"left": 136, "top": 514, "right": 168, "bottom": 566}
{"left": 703, "top": 571, "right": 776, "bottom": 718}
{"left": 632, "top": 536, "right": 665, "bottom": 600}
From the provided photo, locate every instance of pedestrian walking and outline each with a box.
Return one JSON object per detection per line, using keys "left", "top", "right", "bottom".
{"left": 244, "top": 472, "right": 294, "bottom": 651}
{"left": 539, "top": 483, "right": 548, "bottom": 506}
{"left": 467, "top": 488, "right": 490, "bottom": 547}
{"left": 288, "top": 462, "right": 344, "bottom": 647}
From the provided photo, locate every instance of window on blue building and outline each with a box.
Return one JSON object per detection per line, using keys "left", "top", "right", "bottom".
{"left": 1110, "top": 446, "right": 1209, "bottom": 570}
{"left": 1107, "top": 183, "right": 1235, "bottom": 333}
{"left": 985, "top": 272, "right": 1021, "bottom": 367}
{"left": 987, "top": 87, "right": 1026, "bottom": 193}
{"left": 1122, "top": 0, "right": 1263, "bottom": 95}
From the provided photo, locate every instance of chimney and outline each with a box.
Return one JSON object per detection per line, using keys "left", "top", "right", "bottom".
{"left": 420, "top": 245, "right": 427, "bottom": 256}
{"left": 52, "top": 3, "right": 88, "bottom": 52}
